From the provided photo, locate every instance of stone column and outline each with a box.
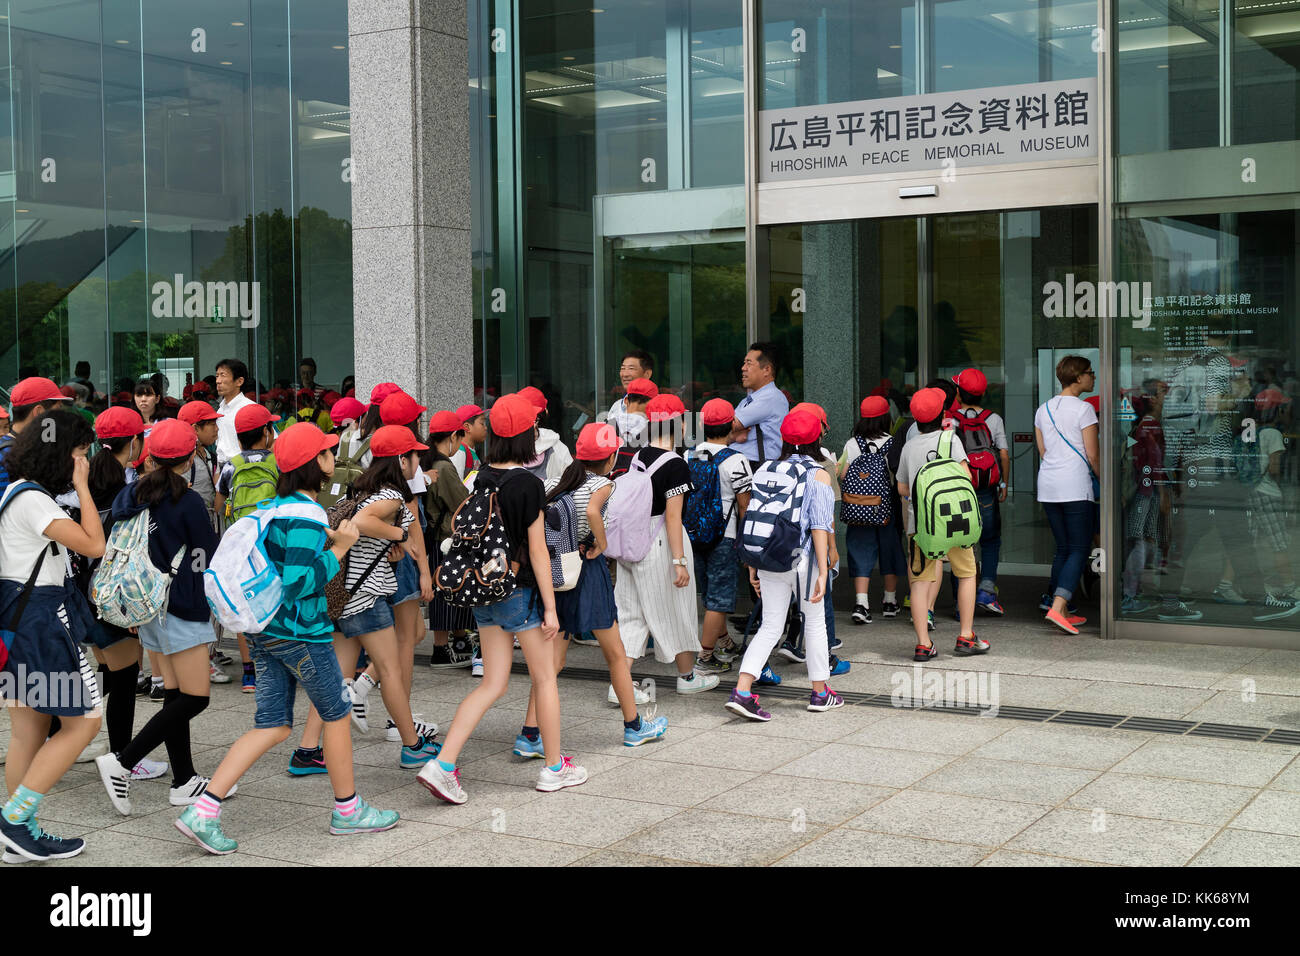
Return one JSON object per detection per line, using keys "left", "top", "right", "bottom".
{"left": 348, "top": 0, "right": 471, "bottom": 412}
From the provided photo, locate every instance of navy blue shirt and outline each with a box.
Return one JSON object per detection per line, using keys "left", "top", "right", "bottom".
{"left": 113, "top": 481, "right": 219, "bottom": 622}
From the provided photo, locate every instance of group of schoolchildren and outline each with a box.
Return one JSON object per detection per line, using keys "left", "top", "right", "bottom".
{"left": 0, "top": 343, "right": 1022, "bottom": 863}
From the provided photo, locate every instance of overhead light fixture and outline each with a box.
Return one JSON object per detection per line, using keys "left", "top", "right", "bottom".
{"left": 692, "top": 39, "right": 702, "bottom": 44}
{"left": 16, "top": 208, "right": 28, "bottom": 213}
{"left": 591, "top": 7, "right": 605, "bottom": 12}
{"left": 130, "top": 219, "right": 143, "bottom": 223}
{"left": 941, "top": 63, "right": 953, "bottom": 68}
{"left": 231, "top": 21, "right": 245, "bottom": 26}
{"left": 562, "top": 55, "right": 575, "bottom": 60}
{"left": 889, "top": 44, "right": 901, "bottom": 49}
{"left": 333, "top": 45, "right": 345, "bottom": 50}
{"left": 220, "top": 60, "right": 232, "bottom": 65}
{"left": 115, "top": 39, "right": 130, "bottom": 44}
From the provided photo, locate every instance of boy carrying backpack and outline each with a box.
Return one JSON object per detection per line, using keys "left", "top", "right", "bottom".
{"left": 896, "top": 388, "right": 988, "bottom": 663}
{"left": 952, "top": 368, "right": 1010, "bottom": 615}
{"left": 685, "top": 399, "right": 751, "bottom": 672}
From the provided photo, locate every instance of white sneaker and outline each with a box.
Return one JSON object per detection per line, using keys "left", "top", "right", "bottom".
{"left": 2, "top": 850, "right": 30, "bottom": 864}
{"left": 130, "top": 757, "right": 168, "bottom": 781}
{"left": 94, "top": 753, "right": 132, "bottom": 815}
{"left": 417, "top": 760, "right": 467, "bottom": 804}
{"left": 471, "top": 655, "right": 483, "bottom": 678}
{"left": 676, "top": 671, "right": 720, "bottom": 695}
{"left": 536, "top": 755, "right": 588, "bottom": 793}
{"left": 607, "top": 683, "right": 651, "bottom": 706}
{"left": 170, "top": 775, "right": 237, "bottom": 807}
{"left": 76, "top": 737, "right": 109, "bottom": 763}
{"left": 346, "top": 679, "right": 369, "bottom": 733}
{"left": 386, "top": 716, "right": 439, "bottom": 742}
{"left": 209, "top": 662, "right": 231, "bottom": 684}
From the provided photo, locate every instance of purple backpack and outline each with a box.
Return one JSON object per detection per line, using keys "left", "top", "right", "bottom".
{"left": 602, "top": 450, "right": 676, "bottom": 562}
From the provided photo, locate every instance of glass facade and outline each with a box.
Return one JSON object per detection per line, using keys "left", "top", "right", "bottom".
{"left": 0, "top": 0, "right": 353, "bottom": 401}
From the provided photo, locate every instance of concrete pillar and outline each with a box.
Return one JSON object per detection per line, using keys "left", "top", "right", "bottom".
{"left": 348, "top": 0, "right": 471, "bottom": 412}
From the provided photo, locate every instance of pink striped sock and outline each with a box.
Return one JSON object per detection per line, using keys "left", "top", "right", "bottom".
{"left": 194, "top": 792, "right": 222, "bottom": 820}
{"left": 335, "top": 793, "right": 360, "bottom": 816}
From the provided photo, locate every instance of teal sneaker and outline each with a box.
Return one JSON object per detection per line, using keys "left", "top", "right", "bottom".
{"left": 329, "top": 798, "right": 400, "bottom": 835}
{"left": 623, "top": 714, "right": 668, "bottom": 747}
{"left": 174, "top": 806, "right": 238, "bottom": 855}
{"left": 513, "top": 733, "right": 545, "bottom": 759}
{"left": 399, "top": 734, "right": 443, "bottom": 770}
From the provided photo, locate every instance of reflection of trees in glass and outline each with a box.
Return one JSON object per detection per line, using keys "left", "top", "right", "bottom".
{"left": 691, "top": 258, "right": 746, "bottom": 405}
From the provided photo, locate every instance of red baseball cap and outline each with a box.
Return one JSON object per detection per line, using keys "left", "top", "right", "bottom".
{"left": 10, "top": 377, "right": 71, "bottom": 407}
{"left": 178, "top": 401, "right": 222, "bottom": 425}
{"left": 131, "top": 435, "right": 151, "bottom": 469}
{"left": 860, "top": 395, "right": 890, "bottom": 419}
{"left": 321, "top": 391, "right": 341, "bottom": 409}
{"left": 369, "top": 382, "right": 402, "bottom": 407}
{"left": 0, "top": 406, "right": 8, "bottom": 420}
{"left": 429, "top": 410, "right": 464, "bottom": 434}
{"left": 490, "top": 394, "right": 537, "bottom": 438}
{"left": 1255, "top": 388, "right": 1292, "bottom": 412}
{"left": 370, "top": 424, "right": 428, "bottom": 458}
{"left": 646, "top": 394, "right": 685, "bottom": 422}
{"left": 456, "top": 403, "right": 484, "bottom": 425}
{"left": 60, "top": 385, "right": 78, "bottom": 399}
{"left": 517, "top": 386, "right": 548, "bottom": 414}
{"left": 699, "top": 398, "right": 735, "bottom": 427}
{"left": 296, "top": 388, "right": 316, "bottom": 405}
{"left": 575, "top": 422, "right": 620, "bottom": 461}
{"left": 910, "top": 387, "right": 947, "bottom": 424}
{"left": 148, "top": 418, "right": 200, "bottom": 459}
{"left": 624, "top": 378, "right": 659, "bottom": 399}
{"left": 234, "top": 404, "right": 280, "bottom": 432}
{"left": 274, "top": 422, "right": 340, "bottom": 472}
{"left": 330, "top": 397, "right": 367, "bottom": 425}
{"left": 791, "top": 402, "right": 828, "bottom": 427}
{"left": 780, "top": 410, "right": 821, "bottom": 446}
{"left": 953, "top": 368, "right": 988, "bottom": 396}
{"left": 95, "top": 406, "right": 145, "bottom": 440}
{"left": 380, "top": 390, "right": 425, "bottom": 426}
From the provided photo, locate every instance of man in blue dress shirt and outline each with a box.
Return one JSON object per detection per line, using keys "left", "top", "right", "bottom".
{"left": 731, "top": 342, "right": 788, "bottom": 465}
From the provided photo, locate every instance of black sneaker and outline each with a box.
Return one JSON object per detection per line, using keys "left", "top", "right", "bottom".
{"left": 777, "top": 640, "right": 806, "bottom": 664}
{"left": 913, "top": 642, "right": 938, "bottom": 662}
{"left": 135, "top": 672, "right": 151, "bottom": 696}
{"left": 1157, "top": 601, "right": 1202, "bottom": 622}
{"left": 829, "top": 635, "right": 843, "bottom": 652}
{"left": 0, "top": 817, "right": 83, "bottom": 861}
{"left": 695, "top": 653, "right": 731, "bottom": 674}
{"left": 881, "top": 601, "right": 899, "bottom": 618}
{"left": 1253, "top": 592, "right": 1300, "bottom": 623}
{"left": 430, "top": 644, "right": 473, "bottom": 668}
{"left": 149, "top": 682, "right": 165, "bottom": 703}
{"left": 851, "top": 604, "right": 871, "bottom": 625}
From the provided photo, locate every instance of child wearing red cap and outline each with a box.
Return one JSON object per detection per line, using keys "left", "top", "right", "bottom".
{"left": 451, "top": 404, "right": 487, "bottom": 479}
{"left": 953, "top": 368, "right": 1010, "bottom": 616}
{"left": 422, "top": 411, "right": 476, "bottom": 668}
{"left": 839, "top": 395, "right": 906, "bottom": 624}
{"left": 513, "top": 422, "right": 669, "bottom": 752}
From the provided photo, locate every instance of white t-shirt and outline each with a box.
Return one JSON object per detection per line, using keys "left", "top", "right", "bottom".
{"left": 450, "top": 446, "right": 468, "bottom": 479}
{"left": 1255, "top": 427, "right": 1285, "bottom": 500}
{"left": 896, "top": 430, "right": 969, "bottom": 536}
{"left": 1035, "top": 394, "right": 1098, "bottom": 502}
{"left": 214, "top": 392, "right": 254, "bottom": 470}
{"left": 0, "top": 484, "right": 72, "bottom": 587}
{"left": 692, "top": 442, "right": 753, "bottom": 538}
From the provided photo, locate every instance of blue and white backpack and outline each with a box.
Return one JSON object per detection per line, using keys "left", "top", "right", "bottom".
{"left": 544, "top": 492, "right": 582, "bottom": 592}
{"left": 839, "top": 435, "right": 893, "bottom": 527}
{"left": 736, "top": 459, "right": 811, "bottom": 573}
{"left": 90, "top": 509, "right": 186, "bottom": 629}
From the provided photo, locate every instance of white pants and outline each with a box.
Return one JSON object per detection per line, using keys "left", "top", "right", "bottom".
{"left": 616, "top": 525, "right": 700, "bottom": 664}
{"left": 739, "top": 557, "right": 830, "bottom": 683}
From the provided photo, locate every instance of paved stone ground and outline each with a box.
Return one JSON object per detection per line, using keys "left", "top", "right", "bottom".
{"left": 2, "top": 604, "right": 1299, "bottom": 867}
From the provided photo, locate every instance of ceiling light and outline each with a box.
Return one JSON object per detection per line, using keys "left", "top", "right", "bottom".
{"left": 889, "top": 44, "right": 901, "bottom": 49}
{"left": 115, "top": 39, "right": 130, "bottom": 44}
{"left": 333, "top": 45, "right": 345, "bottom": 50}
{"left": 563, "top": 55, "right": 575, "bottom": 60}
{"left": 16, "top": 209, "right": 28, "bottom": 213}
{"left": 220, "top": 60, "right": 232, "bottom": 65}
{"left": 591, "top": 8, "right": 605, "bottom": 12}
{"left": 941, "top": 63, "right": 953, "bottom": 68}
{"left": 1156, "top": 63, "right": 1169, "bottom": 68}
{"left": 130, "top": 219, "right": 143, "bottom": 223}
{"left": 231, "top": 21, "right": 245, "bottom": 26}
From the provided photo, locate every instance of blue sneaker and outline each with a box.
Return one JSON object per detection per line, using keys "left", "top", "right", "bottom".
{"left": 288, "top": 748, "right": 327, "bottom": 776}
{"left": 513, "top": 734, "right": 545, "bottom": 759}
{"left": 329, "top": 797, "right": 400, "bottom": 835}
{"left": 1038, "top": 593, "right": 1079, "bottom": 615}
{"left": 175, "top": 806, "right": 238, "bottom": 855}
{"left": 623, "top": 714, "right": 668, "bottom": 747}
{"left": 828, "top": 655, "right": 851, "bottom": 676}
{"left": 976, "top": 591, "right": 1005, "bottom": 615}
{"left": 0, "top": 817, "right": 84, "bottom": 861}
{"left": 399, "top": 734, "right": 443, "bottom": 770}
{"left": 756, "top": 665, "right": 781, "bottom": 686}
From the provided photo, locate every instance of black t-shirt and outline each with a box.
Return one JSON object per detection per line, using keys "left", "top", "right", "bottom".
{"left": 476, "top": 465, "right": 545, "bottom": 588}
{"left": 632, "top": 447, "right": 693, "bottom": 516}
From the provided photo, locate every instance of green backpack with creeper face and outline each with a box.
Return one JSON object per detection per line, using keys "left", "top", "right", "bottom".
{"left": 911, "top": 430, "right": 982, "bottom": 560}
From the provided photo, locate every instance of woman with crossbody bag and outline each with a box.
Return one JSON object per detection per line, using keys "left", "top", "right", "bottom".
{"left": 1034, "top": 355, "right": 1100, "bottom": 635}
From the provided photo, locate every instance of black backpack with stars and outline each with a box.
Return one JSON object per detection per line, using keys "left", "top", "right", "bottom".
{"left": 435, "top": 470, "right": 521, "bottom": 607}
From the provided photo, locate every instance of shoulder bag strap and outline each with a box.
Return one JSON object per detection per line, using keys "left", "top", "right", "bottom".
{"left": 754, "top": 422, "right": 765, "bottom": 465}
{"left": 0, "top": 484, "right": 58, "bottom": 631}
{"left": 1044, "top": 399, "right": 1096, "bottom": 479}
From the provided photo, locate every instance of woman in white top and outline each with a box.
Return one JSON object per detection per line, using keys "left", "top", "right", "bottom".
{"left": 1034, "top": 355, "right": 1100, "bottom": 634}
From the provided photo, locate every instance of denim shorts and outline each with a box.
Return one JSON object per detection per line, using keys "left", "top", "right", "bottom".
{"left": 472, "top": 586, "right": 543, "bottom": 633}
{"left": 846, "top": 524, "right": 906, "bottom": 579}
{"left": 338, "top": 598, "right": 395, "bottom": 638}
{"left": 138, "top": 613, "right": 216, "bottom": 655}
{"left": 247, "top": 635, "right": 350, "bottom": 729}
{"left": 695, "top": 539, "right": 739, "bottom": 613}
{"left": 387, "top": 555, "right": 420, "bottom": 607}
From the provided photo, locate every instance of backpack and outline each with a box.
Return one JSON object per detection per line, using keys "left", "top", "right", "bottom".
{"left": 89, "top": 509, "right": 187, "bottom": 629}
{"left": 840, "top": 435, "right": 893, "bottom": 527}
{"left": 323, "top": 496, "right": 394, "bottom": 620}
{"left": 205, "top": 498, "right": 329, "bottom": 633}
{"left": 0, "top": 433, "right": 15, "bottom": 500}
{"left": 543, "top": 493, "right": 582, "bottom": 592}
{"left": 227, "top": 452, "right": 279, "bottom": 520}
{"left": 737, "top": 459, "right": 812, "bottom": 573}
{"left": 435, "top": 470, "right": 523, "bottom": 607}
{"left": 910, "top": 430, "right": 982, "bottom": 560}
{"left": 318, "top": 432, "right": 369, "bottom": 510}
{"left": 683, "top": 447, "right": 740, "bottom": 547}
{"left": 1233, "top": 432, "right": 1264, "bottom": 488}
{"left": 602, "top": 450, "right": 677, "bottom": 562}
{"left": 955, "top": 409, "right": 1002, "bottom": 491}
{"left": 0, "top": 482, "right": 59, "bottom": 672}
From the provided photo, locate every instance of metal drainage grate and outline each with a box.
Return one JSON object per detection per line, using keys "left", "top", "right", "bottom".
{"left": 497, "top": 661, "right": 1300, "bottom": 745}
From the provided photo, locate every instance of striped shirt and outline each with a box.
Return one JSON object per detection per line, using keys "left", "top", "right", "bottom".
{"left": 259, "top": 493, "right": 341, "bottom": 643}
{"left": 340, "top": 487, "right": 414, "bottom": 618}
{"left": 788, "top": 455, "right": 835, "bottom": 555}
{"left": 544, "top": 472, "right": 612, "bottom": 544}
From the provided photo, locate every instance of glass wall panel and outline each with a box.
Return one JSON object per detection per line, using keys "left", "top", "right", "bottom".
{"left": 1115, "top": 207, "right": 1300, "bottom": 633}
{"left": 689, "top": 0, "right": 743, "bottom": 186}
{"left": 1234, "top": 0, "right": 1300, "bottom": 145}
{"left": 932, "top": 0, "right": 1096, "bottom": 91}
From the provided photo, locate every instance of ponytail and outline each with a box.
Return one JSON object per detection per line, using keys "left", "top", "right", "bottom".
{"left": 545, "top": 459, "right": 588, "bottom": 503}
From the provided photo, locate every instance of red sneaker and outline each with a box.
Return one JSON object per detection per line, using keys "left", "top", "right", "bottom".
{"left": 1045, "top": 609, "right": 1080, "bottom": 634}
{"left": 954, "top": 635, "right": 990, "bottom": 656}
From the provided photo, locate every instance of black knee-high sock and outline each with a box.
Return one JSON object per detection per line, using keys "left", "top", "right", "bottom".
{"left": 118, "top": 689, "right": 207, "bottom": 782}
{"left": 48, "top": 715, "right": 63, "bottom": 737}
{"left": 104, "top": 663, "right": 140, "bottom": 755}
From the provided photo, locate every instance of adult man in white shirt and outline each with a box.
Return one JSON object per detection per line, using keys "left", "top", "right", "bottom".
{"left": 606, "top": 349, "right": 655, "bottom": 424}
{"left": 213, "top": 358, "right": 254, "bottom": 471}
